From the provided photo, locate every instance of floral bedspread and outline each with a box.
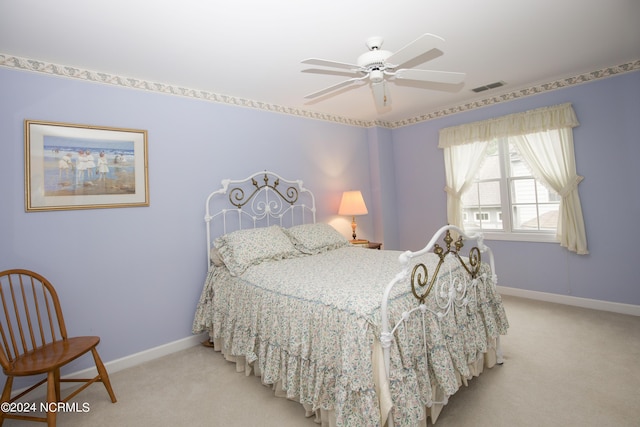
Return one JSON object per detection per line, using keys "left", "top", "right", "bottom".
{"left": 192, "top": 246, "right": 509, "bottom": 426}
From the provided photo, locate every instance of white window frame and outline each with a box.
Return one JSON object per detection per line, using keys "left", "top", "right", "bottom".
{"left": 461, "top": 137, "right": 560, "bottom": 243}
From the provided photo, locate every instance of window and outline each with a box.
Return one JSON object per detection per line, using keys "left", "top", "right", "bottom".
{"left": 461, "top": 138, "right": 560, "bottom": 241}
{"left": 474, "top": 212, "right": 489, "bottom": 222}
{"left": 439, "top": 103, "right": 588, "bottom": 253}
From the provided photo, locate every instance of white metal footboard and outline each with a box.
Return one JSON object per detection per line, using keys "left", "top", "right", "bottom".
{"left": 379, "top": 224, "right": 503, "bottom": 426}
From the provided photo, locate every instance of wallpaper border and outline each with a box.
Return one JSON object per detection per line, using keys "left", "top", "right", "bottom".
{"left": 1, "top": 53, "right": 638, "bottom": 129}
{"left": 389, "top": 60, "right": 640, "bottom": 128}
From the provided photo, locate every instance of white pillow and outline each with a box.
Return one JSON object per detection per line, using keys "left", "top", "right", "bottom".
{"left": 214, "top": 225, "right": 298, "bottom": 276}
{"left": 284, "top": 223, "right": 349, "bottom": 254}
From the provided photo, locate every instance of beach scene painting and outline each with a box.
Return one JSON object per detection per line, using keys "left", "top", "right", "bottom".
{"left": 25, "top": 120, "right": 149, "bottom": 211}
{"left": 44, "top": 136, "right": 135, "bottom": 196}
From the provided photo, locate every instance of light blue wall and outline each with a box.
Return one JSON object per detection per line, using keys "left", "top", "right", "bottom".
{"left": 367, "top": 126, "right": 399, "bottom": 250}
{"left": 391, "top": 70, "right": 640, "bottom": 306}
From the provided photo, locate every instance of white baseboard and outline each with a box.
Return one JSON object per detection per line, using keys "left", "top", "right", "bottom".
{"left": 71, "top": 332, "right": 209, "bottom": 379}
{"left": 497, "top": 286, "right": 640, "bottom": 316}
{"left": 14, "top": 332, "right": 208, "bottom": 397}
{"left": 109, "top": 333, "right": 207, "bottom": 373}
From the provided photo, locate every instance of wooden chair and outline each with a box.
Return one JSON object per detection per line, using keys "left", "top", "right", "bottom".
{"left": 0, "top": 269, "right": 116, "bottom": 426}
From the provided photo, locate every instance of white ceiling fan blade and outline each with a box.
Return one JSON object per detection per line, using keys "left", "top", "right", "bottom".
{"left": 301, "top": 68, "right": 361, "bottom": 78}
{"left": 385, "top": 33, "right": 445, "bottom": 69}
{"left": 301, "top": 58, "right": 359, "bottom": 70}
{"left": 304, "top": 77, "right": 364, "bottom": 99}
{"left": 371, "top": 80, "right": 391, "bottom": 108}
{"left": 395, "top": 68, "right": 466, "bottom": 84}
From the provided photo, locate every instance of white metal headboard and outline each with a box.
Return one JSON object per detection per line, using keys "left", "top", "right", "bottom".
{"left": 204, "top": 170, "right": 316, "bottom": 267}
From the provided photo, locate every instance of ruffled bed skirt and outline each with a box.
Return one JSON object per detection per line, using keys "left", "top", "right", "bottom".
{"left": 209, "top": 336, "right": 500, "bottom": 426}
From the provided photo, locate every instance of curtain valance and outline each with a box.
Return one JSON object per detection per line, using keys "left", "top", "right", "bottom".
{"left": 438, "top": 103, "right": 579, "bottom": 148}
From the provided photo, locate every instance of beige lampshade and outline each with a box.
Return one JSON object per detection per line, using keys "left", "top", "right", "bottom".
{"left": 338, "top": 191, "right": 368, "bottom": 216}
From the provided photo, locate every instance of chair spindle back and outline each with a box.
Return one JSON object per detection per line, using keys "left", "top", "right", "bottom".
{"left": 0, "top": 270, "right": 67, "bottom": 371}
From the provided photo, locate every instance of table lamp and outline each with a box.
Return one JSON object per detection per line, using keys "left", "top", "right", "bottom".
{"left": 338, "top": 190, "right": 368, "bottom": 244}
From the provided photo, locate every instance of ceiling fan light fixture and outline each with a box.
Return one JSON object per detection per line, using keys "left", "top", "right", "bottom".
{"left": 370, "top": 69, "right": 384, "bottom": 83}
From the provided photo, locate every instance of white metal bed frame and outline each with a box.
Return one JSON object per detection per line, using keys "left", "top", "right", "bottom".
{"left": 379, "top": 224, "right": 504, "bottom": 425}
{"left": 203, "top": 171, "right": 504, "bottom": 426}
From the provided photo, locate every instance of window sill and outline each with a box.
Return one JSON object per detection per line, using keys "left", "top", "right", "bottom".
{"left": 478, "top": 231, "right": 558, "bottom": 244}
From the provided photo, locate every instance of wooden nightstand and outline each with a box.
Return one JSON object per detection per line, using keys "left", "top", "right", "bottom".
{"left": 350, "top": 241, "right": 382, "bottom": 249}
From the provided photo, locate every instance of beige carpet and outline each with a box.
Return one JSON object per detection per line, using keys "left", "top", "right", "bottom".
{"left": 3, "top": 295, "right": 639, "bottom": 426}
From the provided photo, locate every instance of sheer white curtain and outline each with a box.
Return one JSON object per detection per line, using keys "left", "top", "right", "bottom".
{"left": 512, "top": 128, "right": 588, "bottom": 254}
{"left": 442, "top": 141, "right": 489, "bottom": 230}
{"left": 438, "top": 103, "right": 588, "bottom": 254}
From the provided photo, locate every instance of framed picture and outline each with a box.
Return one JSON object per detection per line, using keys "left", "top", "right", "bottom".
{"left": 24, "top": 120, "right": 149, "bottom": 212}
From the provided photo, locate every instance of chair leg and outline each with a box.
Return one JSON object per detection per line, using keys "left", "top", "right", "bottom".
{"left": 0, "top": 376, "right": 13, "bottom": 426}
{"left": 91, "top": 347, "right": 117, "bottom": 403}
{"left": 46, "top": 371, "right": 57, "bottom": 427}
{"left": 54, "top": 368, "right": 61, "bottom": 402}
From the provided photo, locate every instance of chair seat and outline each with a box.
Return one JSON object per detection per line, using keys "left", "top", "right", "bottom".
{"left": 7, "top": 336, "right": 100, "bottom": 376}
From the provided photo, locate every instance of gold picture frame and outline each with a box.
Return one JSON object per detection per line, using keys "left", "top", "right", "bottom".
{"left": 24, "top": 120, "right": 149, "bottom": 212}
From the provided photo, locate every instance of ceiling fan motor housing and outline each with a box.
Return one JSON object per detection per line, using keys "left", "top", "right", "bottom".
{"left": 357, "top": 50, "right": 393, "bottom": 71}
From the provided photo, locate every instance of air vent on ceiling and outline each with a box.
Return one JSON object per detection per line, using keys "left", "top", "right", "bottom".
{"left": 471, "top": 81, "right": 506, "bottom": 93}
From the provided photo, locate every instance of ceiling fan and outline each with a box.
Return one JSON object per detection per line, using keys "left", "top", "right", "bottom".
{"left": 301, "top": 33, "right": 465, "bottom": 109}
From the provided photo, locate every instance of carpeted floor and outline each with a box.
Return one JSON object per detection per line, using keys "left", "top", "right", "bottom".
{"left": 3, "top": 295, "right": 639, "bottom": 426}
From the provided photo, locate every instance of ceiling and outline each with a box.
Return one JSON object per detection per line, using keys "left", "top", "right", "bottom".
{"left": 1, "top": 0, "right": 639, "bottom": 125}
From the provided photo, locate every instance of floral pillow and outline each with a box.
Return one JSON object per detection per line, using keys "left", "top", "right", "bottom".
{"left": 209, "top": 247, "right": 225, "bottom": 267}
{"left": 284, "top": 223, "right": 349, "bottom": 254}
{"left": 214, "top": 225, "right": 299, "bottom": 276}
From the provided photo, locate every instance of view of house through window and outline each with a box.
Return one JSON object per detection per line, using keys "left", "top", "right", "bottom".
{"left": 461, "top": 137, "right": 560, "bottom": 236}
